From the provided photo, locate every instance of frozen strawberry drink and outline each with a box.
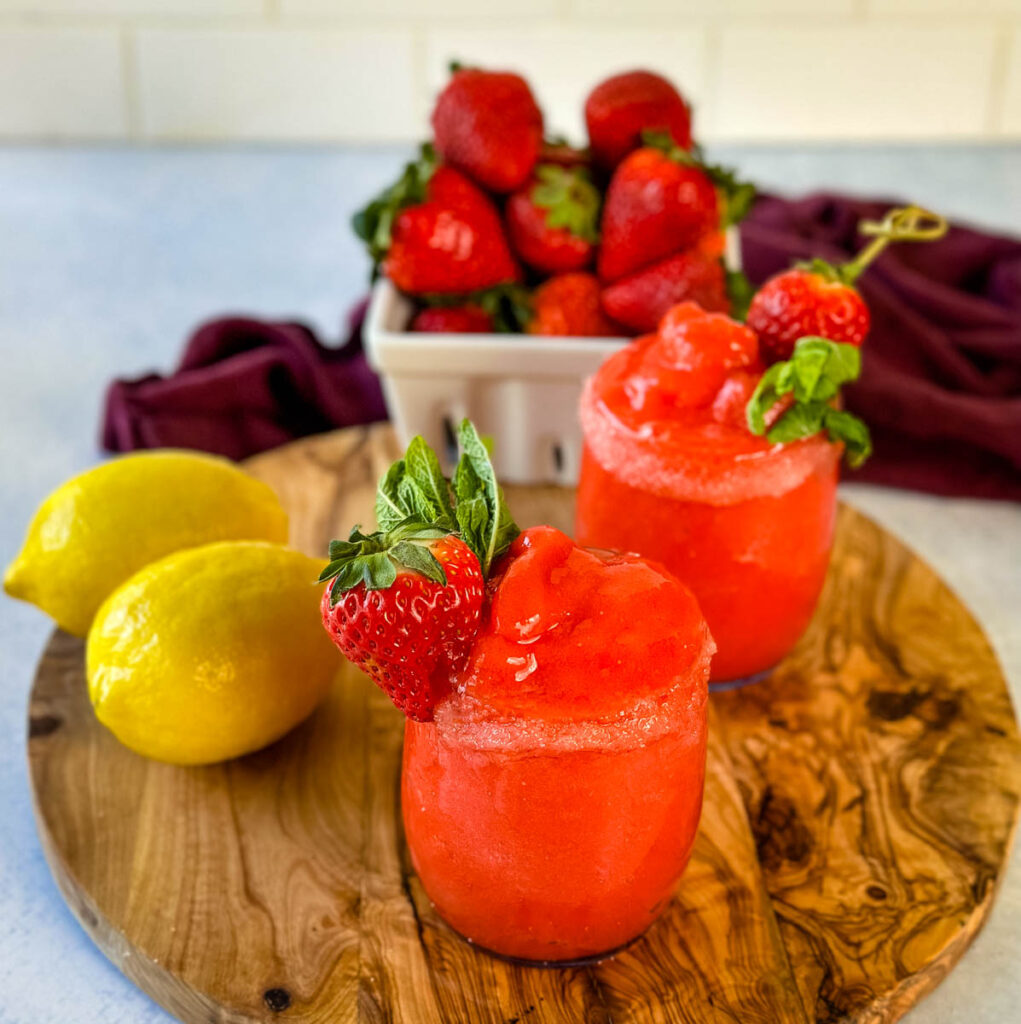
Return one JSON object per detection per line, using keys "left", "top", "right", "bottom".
{"left": 576, "top": 303, "right": 847, "bottom": 684}
{"left": 322, "top": 422, "right": 713, "bottom": 963}
{"left": 402, "top": 525, "right": 712, "bottom": 962}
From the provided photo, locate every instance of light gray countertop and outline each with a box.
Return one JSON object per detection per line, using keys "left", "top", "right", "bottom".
{"left": 0, "top": 144, "right": 1018, "bottom": 1024}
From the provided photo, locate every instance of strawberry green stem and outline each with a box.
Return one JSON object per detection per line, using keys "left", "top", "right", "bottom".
{"left": 841, "top": 205, "right": 948, "bottom": 283}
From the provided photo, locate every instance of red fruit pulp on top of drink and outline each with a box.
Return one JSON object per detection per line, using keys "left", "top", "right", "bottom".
{"left": 575, "top": 304, "right": 839, "bottom": 681}
{"left": 402, "top": 525, "right": 712, "bottom": 962}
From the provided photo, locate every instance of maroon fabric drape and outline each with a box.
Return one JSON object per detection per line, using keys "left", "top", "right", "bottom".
{"left": 102, "top": 302, "right": 386, "bottom": 462}
{"left": 741, "top": 194, "right": 1021, "bottom": 500}
{"left": 102, "top": 194, "right": 1021, "bottom": 499}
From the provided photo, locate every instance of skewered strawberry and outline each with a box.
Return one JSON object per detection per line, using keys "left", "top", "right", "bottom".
{"left": 747, "top": 205, "right": 948, "bottom": 363}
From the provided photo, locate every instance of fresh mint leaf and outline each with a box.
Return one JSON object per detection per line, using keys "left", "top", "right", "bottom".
{"left": 375, "top": 459, "right": 408, "bottom": 531}
{"left": 767, "top": 401, "right": 828, "bottom": 444}
{"left": 823, "top": 408, "right": 873, "bottom": 468}
{"left": 404, "top": 436, "right": 455, "bottom": 529}
{"left": 453, "top": 419, "right": 519, "bottom": 576}
{"left": 375, "top": 437, "right": 455, "bottom": 532}
{"left": 746, "top": 336, "right": 870, "bottom": 466}
{"left": 746, "top": 362, "right": 786, "bottom": 435}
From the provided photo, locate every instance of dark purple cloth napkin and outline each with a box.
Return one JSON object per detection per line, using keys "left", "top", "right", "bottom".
{"left": 741, "top": 194, "right": 1021, "bottom": 500}
{"left": 102, "top": 302, "right": 386, "bottom": 461}
{"left": 102, "top": 194, "right": 1021, "bottom": 499}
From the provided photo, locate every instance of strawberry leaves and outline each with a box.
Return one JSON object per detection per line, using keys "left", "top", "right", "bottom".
{"left": 746, "top": 337, "right": 872, "bottom": 467}
{"left": 353, "top": 143, "right": 437, "bottom": 266}
{"left": 319, "top": 519, "right": 451, "bottom": 603}
{"left": 420, "top": 284, "right": 532, "bottom": 333}
{"left": 371, "top": 420, "right": 519, "bottom": 580}
{"left": 531, "top": 164, "right": 601, "bottom": 243}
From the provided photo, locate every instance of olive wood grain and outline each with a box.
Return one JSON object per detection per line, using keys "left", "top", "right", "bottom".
{"left": 26, "top": 424, "right": 1021, "bottom": 1023}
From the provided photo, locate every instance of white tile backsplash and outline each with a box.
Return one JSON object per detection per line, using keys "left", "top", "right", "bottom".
{"left": 0, "top": 27, "right": 125, "bottom": 138}
{"left": 425, "top": 27, "right": 709, "bottom": 145}
{"left": 137, "top": 28, "right": 417, "bottom": 141}
{"left": 716, "top": 25, "right": 997, "bottom": 139}
{"left": 0, "top": 0, "right": 1016, "bottom": 141}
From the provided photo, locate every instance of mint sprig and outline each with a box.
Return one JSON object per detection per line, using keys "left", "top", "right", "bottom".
{"left": 746, "top": 337, "right": 872, "bottom": 467}
{"left": 371, "top": 420, "right": 520, "bottom": 580}
{"left": 376, "top": 435, "right": 456, "bottom": 532}
{"left": 452, "top": 421, "right": 519, "bottom": 578}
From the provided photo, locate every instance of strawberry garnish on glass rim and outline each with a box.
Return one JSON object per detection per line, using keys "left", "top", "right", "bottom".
{"left": 319, "top": 421, "right": 519, "bottom": 722}
{"left": 746, "top": 204, "right": 948, "bottom": 363}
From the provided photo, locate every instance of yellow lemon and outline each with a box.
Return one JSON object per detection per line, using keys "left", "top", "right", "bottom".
{"left": 4, "top": 450, "right": 288, "bottom": 636}
{"left": 86, "top": 541, "right": 335, "bottom": 765}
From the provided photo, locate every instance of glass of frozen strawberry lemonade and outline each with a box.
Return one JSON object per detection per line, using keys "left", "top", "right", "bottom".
{"left": 321, "top": 422, "right": 713, "bottom": 963}
{"left": 575, "top": 302, "right": 869, "bottom": 686}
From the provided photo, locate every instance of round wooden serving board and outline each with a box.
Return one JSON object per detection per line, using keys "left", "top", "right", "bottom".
{"left": 27, "top": 425, "right": 1021, "bottom": 1024}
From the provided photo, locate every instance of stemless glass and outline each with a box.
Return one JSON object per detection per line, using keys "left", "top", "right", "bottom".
{"left": 575, "top": 351, "right": 840, "bottom": 686}
{"left": 401, "top": 527, "right": 712, "bottom": 963}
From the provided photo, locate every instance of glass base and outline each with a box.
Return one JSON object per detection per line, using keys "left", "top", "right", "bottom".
{"left": 709, "top": 666, "right": 775, "bottom": 693}
{"left": 450, "top": 925, "right": 644, "bottom": 968}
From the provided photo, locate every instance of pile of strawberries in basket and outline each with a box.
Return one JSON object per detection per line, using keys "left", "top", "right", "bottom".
{"left": 354, "top": 65, "right": 756, "bottom": 337}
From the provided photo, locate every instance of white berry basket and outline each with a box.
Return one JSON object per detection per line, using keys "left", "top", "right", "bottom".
{"left": 364, "top": 231, "right": 741, "bottom": 486}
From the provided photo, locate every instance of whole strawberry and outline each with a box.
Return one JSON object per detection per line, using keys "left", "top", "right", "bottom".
{"left": 412, "top": 305, "right": 493, "bottom": 333}
{"left": 747, "top": 205, "right": 948, "bottom": 364}
{"left": 320, "top": 424, "right": 519, "bottom": 722}
{"left": 506, "top": 164, "right": 600, "bottom": 274}
{"left": 601, "top": 250, "right": 728, "bottom": 333}
{"left": 529, "top": 273, "right": 622, "bottom": 337}
{"left": 385, "top": 166, "right": 519, "bottom": 294}
{"left": 354, "top": 149, "right": 519, "bottom": 295}
{"left": 746, "top": 261, "right": 870, "bottom": 365}
{"left": 432, "top": 65, "right": 543, "bottom": 193}
{"left": 321, "top": 528, "right": 484, "bottom": 722}
{"left": 585, "top": 69, "right": 692, "bottom": 170}
{"left": 597, "top": 144, "right": 718, "bottom": 283}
